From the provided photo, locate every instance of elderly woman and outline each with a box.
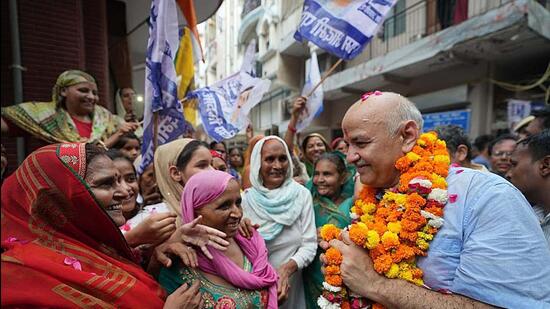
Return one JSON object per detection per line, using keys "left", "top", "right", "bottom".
{"left": 1, "top": 70, "right": 137, "bottom": 147}
{"left": 302, "top": 152, "right": 355, "bottom": 308}
{"left": 242, "top": 135, "right": 317, "bottom": 308}
{"left": 159, "top": 170, "right": 279, "bottom": 308}
{"left": 1, "top": 143, "right": 203, "bottom": 308}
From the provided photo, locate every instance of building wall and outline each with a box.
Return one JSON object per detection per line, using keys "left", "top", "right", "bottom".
{"left": 1, "top": 0, "right": 110, "bottom": 175}
{"left": 198, "top": 0, "right": 548, "bottom": 143}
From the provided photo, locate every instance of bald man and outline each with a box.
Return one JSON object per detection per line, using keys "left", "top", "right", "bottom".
{"left": 325, "top": 92, "right": 550, "bottom": 308}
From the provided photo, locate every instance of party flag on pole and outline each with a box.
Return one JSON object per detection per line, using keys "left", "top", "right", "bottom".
{"left": 294, "top": 0, "right": 397, "bottom": 60}
{"left": 139, "top": 0, "right": 189, "bottom": 174}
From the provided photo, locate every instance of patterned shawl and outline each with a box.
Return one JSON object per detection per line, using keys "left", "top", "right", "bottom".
{"left": 1, "top": 70, "right": 121, "bottom": 143}
{"left": 1, "top": 143, "right": 165, "bottom": 308}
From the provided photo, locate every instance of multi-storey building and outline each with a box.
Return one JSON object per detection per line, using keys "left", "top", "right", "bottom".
{"left": 203, "top": 0, "right": 549, "bottom": 142}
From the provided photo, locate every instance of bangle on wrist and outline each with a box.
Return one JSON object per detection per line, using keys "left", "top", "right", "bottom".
{"left": 287, "top": 125, "right": 297, "bottom": 133}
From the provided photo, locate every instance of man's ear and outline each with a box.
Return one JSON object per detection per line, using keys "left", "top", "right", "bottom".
{"left": 455, "top": 144, "right": 469, "bottom": 162}
{"left": 400, "top": 120, "right": 420, "bottom": 153}
{"left": 539, "top": 155, "right": 550, "bottom": 177}
{"left": 169, "top": 165, "right": 182, "bottom": 183}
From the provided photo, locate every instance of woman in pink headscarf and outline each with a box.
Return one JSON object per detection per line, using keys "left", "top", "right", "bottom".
{"left": 158, "top": 170, "right": 278, "bottom": 308}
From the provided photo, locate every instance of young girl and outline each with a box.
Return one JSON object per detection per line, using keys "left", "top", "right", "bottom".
{"left": 111, "top": 132, "right": 141, "bottom": 162}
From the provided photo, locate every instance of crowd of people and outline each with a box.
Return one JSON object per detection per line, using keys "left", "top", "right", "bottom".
{"left": 1, "top": 69, "right": 549, "bottom": 308}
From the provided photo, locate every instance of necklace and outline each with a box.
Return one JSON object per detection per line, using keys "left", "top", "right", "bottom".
{"left": 318, "top": 132, "right": 451, "bottom": 309}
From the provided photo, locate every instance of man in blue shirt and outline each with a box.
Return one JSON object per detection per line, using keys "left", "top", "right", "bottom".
{"left": 327, "top": 92, "right": 550, "bottom": 308}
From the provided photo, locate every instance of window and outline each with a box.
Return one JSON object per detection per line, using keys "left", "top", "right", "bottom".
{"left": 384, "top": 0, "right": 406, "bottom": 40}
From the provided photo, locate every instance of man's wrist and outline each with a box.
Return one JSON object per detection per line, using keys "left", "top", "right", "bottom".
{"left": 363, "top": 275, "right": 395, "bottom": 304}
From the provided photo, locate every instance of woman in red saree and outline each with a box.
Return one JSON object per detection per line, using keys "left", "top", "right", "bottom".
{"left": 1, "top": 143, "right": 200, "bottom": 308}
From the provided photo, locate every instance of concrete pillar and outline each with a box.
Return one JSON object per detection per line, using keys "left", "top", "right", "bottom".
{"left": 468, "top": 79, "right": 494, "bottom": 138}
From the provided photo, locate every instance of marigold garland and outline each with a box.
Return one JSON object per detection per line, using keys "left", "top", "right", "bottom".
{"left": 317, "top": 132, "right": 450, "bottom": 309}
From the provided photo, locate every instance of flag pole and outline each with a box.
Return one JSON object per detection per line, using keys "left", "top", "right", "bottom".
{"left": 153, "top": 112, "right": 159, "bottom": 149}
{"left": 305, "top": 58, "right": 343, "bottom": 98}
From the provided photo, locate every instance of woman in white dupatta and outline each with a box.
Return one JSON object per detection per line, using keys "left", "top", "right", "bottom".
{"left": 242, "top": 135, "right": 317, "bottom": 309}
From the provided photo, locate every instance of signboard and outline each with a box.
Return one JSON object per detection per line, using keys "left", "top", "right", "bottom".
{"left": 422, "top": 109, "right": 471, "bottom": 133}
{"left": 507, "top": 99, "right": 546, "bottom": 130}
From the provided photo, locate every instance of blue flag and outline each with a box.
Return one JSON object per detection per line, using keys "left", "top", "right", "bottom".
{"left": 294, "top": 0, "right": 397, "bottom": 60}
{"left": 139, "top": 0, "right": 190, "bottom": 174}
{"left": 189, "top": 40, "right": 271, "bottom": 142}
{"left": 189, "top": 72, "right": 270, "bottom": 142}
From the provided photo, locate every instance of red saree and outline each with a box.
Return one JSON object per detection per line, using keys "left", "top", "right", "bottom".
{"left": 1, "top": 143, "right": 166, "bottom": 308}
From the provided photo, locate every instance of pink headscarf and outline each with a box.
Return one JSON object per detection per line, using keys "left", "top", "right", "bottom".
{"left": 181, "top": 170, "right": 278, "bottom": 308}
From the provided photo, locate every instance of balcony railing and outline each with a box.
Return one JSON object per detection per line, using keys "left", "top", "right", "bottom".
{"left": 346, "top": 0, "right": 514, "bottom": 67}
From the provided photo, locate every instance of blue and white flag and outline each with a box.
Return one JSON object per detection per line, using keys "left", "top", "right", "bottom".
{"left": 296, "top": 51, "right": 323, "bottom": 132}
{"left": 294, "top": 0, "right": 397, "bottom": 60}
{"left": 190, "top": 73, "right": 270, "bottom": 142}
{"left": 189, "top": 40, "right": 271, "bottom": 142}
{"left": 139, "top": 0, "right": 190, "bottom": 174}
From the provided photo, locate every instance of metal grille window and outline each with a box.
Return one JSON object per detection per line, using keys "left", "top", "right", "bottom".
{"left": 384, "top": 0, "right": 406, "bottom": 40}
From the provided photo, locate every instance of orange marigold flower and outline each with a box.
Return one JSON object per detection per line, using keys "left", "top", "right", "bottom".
{"left": 349, "top": 223, "right": 369, "bottom": 246}
{"left": 412, "top": 145, "right": 429, "bottom": 156}
{"left": 368, "top": 220, "right": 387, "bottom": 236}
{"left": 395, "top": 156, "right": 412, "bottom": 172}
{"left": 392, "top": 244, "right": 416, "bottom": 263}
{"left": 376, "top": 207, "right": 391, "bottom": 220}
{"left": 350, "top": 205, "right": 362, "bottom": 216}
{"left": 406, "top": 193, "right": 426, "bottom": 209}
{"left": 325, "top": 265, "right": 340, "bottom": 275}
{"left": 358, "top": 186, "right": 377, "bottom": 203}
{"left": 401, "top": 218, "right": 425, "bottom": 232}
{"left": 386, "top": 209, "right": 402, "bottom": 222}
{"left": 326, "top": 274, "right": 343, "bottom": 287}
{"left": 424, "top": 205, "right": 443, "bottom": 217}
{"left": 369, "top": 245, "right": 386, "bottom": 260}
{"left": 411, "top": 267, "right": 423, "bottom": 279}
{"left": 411, "top": 161, "right": 434, "bottom": 173}
{"left": 341, "top": 302, "right": 351, "bottom": 309}
{"left": 320, "top": 224, "right": 341, "bottom": 241}
{"left": 325, "top": 247, "right": 343, "bottom": 265}
{"left": 373, "top": 254, "right": 393, "bottom": 274}
{"left": 400, "top": 230, "right": 418, "bottom": 242}
{"left": 381, "top": 231, "right": 400, "bottom": 250}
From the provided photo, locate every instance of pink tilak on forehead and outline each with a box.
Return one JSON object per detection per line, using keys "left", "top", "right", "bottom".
{"left": 361, "top": 91, "right": 383, "bottom": 102}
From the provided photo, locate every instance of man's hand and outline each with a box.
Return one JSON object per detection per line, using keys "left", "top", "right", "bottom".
{"left": 322, "top": 230, "right": 385, "bottom": 297}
